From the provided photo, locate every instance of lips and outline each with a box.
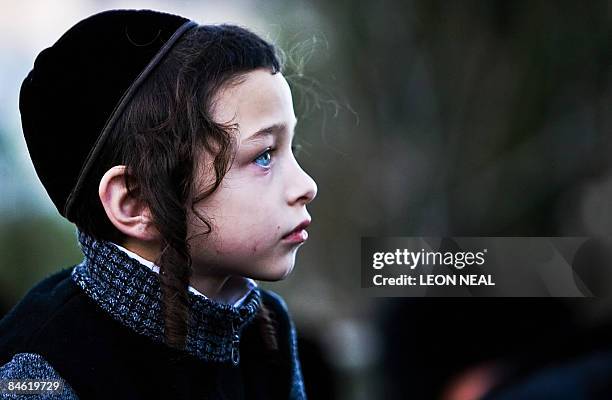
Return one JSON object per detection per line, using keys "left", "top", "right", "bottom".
{"left": 283, "top": 219, "right": 311, "bottom": 239}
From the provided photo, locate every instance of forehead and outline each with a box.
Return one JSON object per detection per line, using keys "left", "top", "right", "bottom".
{"left": 211, "top": 69, "right": 296, "bottom": 139}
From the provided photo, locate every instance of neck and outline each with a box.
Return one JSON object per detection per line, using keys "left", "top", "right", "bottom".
{"left": 190, "top": 272, "right": 232, "bottom": 301}
{"left": 121, "top": 237, "right": 232, "bottom": 302}
{"left": 122, "top": 237, "right": 161, "bottom": 263}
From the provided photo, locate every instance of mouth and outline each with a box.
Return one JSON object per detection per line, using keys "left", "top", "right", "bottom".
{"left": 282, "top": 219, "right": 311, "bottom": 243}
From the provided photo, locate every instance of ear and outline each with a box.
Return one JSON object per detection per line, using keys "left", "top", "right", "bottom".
{"left": 98, "top": 165, "right": 160, "bottom": 241}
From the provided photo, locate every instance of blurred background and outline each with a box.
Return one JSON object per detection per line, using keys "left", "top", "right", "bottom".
{"left": 1, "top": 1, "right": 611, "bottom": 399}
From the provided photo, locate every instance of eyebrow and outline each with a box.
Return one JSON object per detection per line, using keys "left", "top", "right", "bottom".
{"left": 242, "top": 119, "right": 298, "bottom": 144}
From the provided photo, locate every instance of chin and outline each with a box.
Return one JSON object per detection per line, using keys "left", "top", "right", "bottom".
{"left": 255, "top": 263, "right": 295, "bottom": 282}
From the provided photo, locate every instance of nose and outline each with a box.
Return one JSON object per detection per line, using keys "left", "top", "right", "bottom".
{"left": 287, "top": 159, "right": 318, "bottom": 206}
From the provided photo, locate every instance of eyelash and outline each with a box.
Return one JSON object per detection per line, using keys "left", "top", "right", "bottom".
{"left": 253, "top": 144, "right": 302, "bottom": 169}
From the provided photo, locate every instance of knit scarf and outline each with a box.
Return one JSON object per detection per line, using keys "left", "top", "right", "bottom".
{"left": 71, "top": 230, "right": 262, "bottom": 366}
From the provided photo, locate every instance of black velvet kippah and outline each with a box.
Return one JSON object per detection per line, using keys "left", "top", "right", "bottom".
{"left": 19, "top": 9, "right": 197, "bottom": 221}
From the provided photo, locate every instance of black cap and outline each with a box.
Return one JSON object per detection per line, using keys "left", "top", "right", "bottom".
{"left": 19, "top": 9, "right": 197, "bottom": 221}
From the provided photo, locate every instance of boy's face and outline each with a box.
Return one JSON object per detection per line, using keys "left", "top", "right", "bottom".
{"left": 187, "top": 69, "right": 317, "bottom": 281}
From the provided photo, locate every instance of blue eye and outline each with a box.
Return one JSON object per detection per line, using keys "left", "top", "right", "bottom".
{"left": 254, "top": 148, "right": 272, "bottom": 168}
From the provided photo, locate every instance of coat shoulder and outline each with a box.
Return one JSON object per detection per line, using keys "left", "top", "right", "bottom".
{"left": 255, "top": 288, "right": 307, "bottom": 400}
{"left": 258, "top": 288, "right": 292, "bottom": 322}
{"left": 0, "top": 352, "right": 79, "bottom": 399}
{"left": 0, "top": 266, "right": 81, "bottom": 364}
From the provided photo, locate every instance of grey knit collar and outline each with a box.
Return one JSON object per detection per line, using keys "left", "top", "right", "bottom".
{"left": 71, "top": 230, "right": 262, "bottom": 366}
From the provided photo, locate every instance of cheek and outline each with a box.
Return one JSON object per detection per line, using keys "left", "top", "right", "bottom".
{"left": 215, "top": 220, "right": 278, "bottom": 255}
{"left": 187, "top": 204, "right": 278, "bottom": 258}
{"left": 188, "top": 224, "right": 280, "bottom": 275}
{"left": 210, "top": 182, "right": 278, "bottom": 231}
{"left": 187, "top": 173, "right": 282, "bottom": 259}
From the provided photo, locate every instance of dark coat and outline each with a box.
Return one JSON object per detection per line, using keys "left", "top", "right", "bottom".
{"left": 0, "top": 266, "right": 305, "bottom": 399}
